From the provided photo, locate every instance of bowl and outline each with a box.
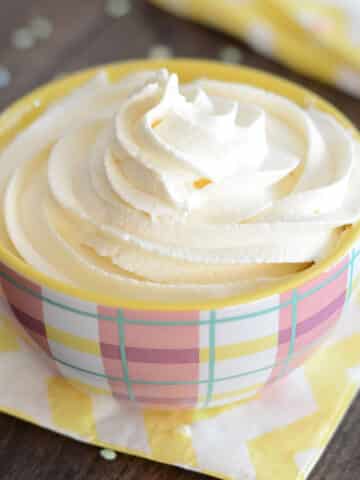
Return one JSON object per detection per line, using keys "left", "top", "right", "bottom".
{"left": 0, "top": 59, "right": 359, "bottom": 409}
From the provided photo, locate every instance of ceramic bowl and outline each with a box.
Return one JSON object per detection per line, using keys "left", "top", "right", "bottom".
{"left": 1, "top": 59, "right": 359, "bottom": 408}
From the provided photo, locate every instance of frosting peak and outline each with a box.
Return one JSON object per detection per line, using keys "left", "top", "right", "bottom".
{"left": 113, "top": 70, "right": 275, "bottom": 212}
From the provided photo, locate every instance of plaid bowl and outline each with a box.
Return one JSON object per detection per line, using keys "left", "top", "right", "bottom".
{"left": 1, "top": 249, "right": 359, "bottom": 409}
{"left": 1, "top": 60, "right": 360, "bottom": 409}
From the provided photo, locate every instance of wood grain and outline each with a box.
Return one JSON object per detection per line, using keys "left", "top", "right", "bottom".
{"left": 0, "top": 1, "right": 360, "bottom": 479}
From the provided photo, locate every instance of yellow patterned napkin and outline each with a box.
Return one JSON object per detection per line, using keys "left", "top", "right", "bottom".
{"left": 151, "top": 0, "right": 360, "bottom": 97}
{"left": 1, "top": 279, "right": 360, "bottom": 480}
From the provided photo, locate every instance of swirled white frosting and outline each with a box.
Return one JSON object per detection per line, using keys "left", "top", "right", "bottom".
{"left": 1, "top": 69, "right": 359, "bottom": 303}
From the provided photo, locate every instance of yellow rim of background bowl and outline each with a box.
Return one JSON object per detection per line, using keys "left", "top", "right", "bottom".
{"left": 0, "top": 59, "right": 359, "bottom": 311}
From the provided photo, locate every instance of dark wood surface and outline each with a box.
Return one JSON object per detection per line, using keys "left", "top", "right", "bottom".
{"left": 0, "top": 1, "right": 360, "bottom": 479}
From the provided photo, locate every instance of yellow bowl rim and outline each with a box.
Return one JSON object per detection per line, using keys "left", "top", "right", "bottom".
{"left": 0, "top": 58, "right": 359, "bottom": 311}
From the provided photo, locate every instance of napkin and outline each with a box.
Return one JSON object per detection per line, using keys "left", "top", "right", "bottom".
{"left": 1, "top": 274, "right": 360, "bottom": 480}
{"left": 150, "top": 0, "right": 360, "bottom": 98}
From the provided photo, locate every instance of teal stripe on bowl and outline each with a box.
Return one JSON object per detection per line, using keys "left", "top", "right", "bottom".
{"left": 204, "top": 310, "right": 216, "bottom": 407}
{"left": 117, "top": 309, "right": 134, "bottom": 401}
{"left": 278, "top": 290, "right": 298, "bottom": 379}
{"left": 347, "top": 249, "right": 356, "bottom": 302}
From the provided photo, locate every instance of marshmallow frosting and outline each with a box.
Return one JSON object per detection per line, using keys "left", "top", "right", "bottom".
{"left": 1, "top": 69, "right": 360, "bottom": 303}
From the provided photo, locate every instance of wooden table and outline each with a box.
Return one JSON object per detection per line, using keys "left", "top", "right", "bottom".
{"left": 1, "top": 1, "right": 360, "bottom": 479}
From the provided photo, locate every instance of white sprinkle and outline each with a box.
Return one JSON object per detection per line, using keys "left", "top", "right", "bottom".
{"left": 12, "top": 27, "right": 35, "bottom": 50}
{"left": 100, "top": 448, "right": 117, "bottom": 461}
{"left": 30, "top": 16, "right": 54, "bottom": 40}
{"left": 177, "top": 424, "right": 192, "bottom": 437}
{"left": 105, "top": 0, "right": 131, "bottom": 18}
{"left": 32, "top": 99, "right": 42, "bottom": 108}
{"left": 219, "top": 46, "right": 243, "bottom": 64}
{"left": 53, "top": 71, "right": 66, "bottom": 80}
{"left": 148, "top": 44, "right": 173, "bottom": 59}
{"left": 335, "top": 67, "right": 360, "bottom": 97}
{"left": 244, "top": 21, "right": 275, "bottom": 57}
{"left": 0, "top": 66, "right": 11, "bottom": 89}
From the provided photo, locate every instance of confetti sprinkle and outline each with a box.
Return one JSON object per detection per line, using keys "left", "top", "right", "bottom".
{"left": 99, "top": 448, "right": 117, "bottom": 461}
{"left": 32, "top": 99, "right": 42, "bottom": 108}
{"left": 218, "top": 45, "right": 243, "bottom": 64}
{"left": 245, "top": 22, "right": 275, "bottom": 57}
{"left": 0, "top": 66, "right": 11, "bottom": 89}
{"left": 177, "top": 424, "right": 192, "bottom": 438}
{"left": 30, "top": 16, "right": 54, "bottom": 40}
{"left": 105, "top": 0, "right": 131, "bottom": 18}
{"left": 53, "top": 71, "right": 66, "bottom": 80}
{"left": 148, "top": 44, "right": 173, "bottom": 59}
{"left": 11, "top": 27, "right": 35, "bottom": 50}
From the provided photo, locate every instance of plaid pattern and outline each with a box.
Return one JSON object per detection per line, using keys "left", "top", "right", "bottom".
{"left": 0, "top": 249, "right": 358, "bottom": 408}
{"left": 268, "top": 256, "right": 349, "bottom": 383}
{"left": 0, "top": 264, "right": 51, "bottom": 356}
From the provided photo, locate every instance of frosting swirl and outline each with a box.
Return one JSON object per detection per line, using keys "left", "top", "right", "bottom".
{"left": 1, "top": 69, "right": 359, "bottom": 303}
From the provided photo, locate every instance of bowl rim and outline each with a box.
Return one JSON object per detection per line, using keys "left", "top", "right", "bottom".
{"left": 0, "top": 58, "right": 359, "bottom": 311}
